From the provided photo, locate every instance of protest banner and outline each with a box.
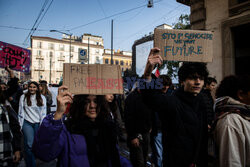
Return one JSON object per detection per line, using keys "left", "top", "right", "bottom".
{"left": 63, "top": 63, "right": 123, "bottom": 95}
{"left": 0, "top": 41, "right": 31, "bottom": 72}
{"left": 154, "top": 29, "right": 213, "bottom": 62}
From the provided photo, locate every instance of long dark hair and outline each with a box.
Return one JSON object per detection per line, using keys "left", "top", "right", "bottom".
{"left": 216, "top": 75, "right": 250, "bottom": 100}
{"left": 99, "top": 95, "right": 118, "bottom": 120}
{"left": 66, "top": 95, "right": 101, "bottom": 133}
{"left": 40, "top": 83, "right": 52, "bottom": 97}
{"left": 66, "top": 95, "right": 121, "bottom": 167}
{"left": 25, "top": 81, "right": 43, "bottom": 106}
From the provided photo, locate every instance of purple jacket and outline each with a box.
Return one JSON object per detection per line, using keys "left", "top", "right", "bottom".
{"left": 32, "top": 114, "right": 90, "bottom": 167}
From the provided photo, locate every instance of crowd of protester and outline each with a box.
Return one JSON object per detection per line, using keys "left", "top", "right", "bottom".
{"left": 0, "top": 46, "right": 249, "bottom": 167}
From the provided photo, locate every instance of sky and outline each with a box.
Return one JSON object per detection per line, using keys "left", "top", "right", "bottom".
{"left": 0, "top": 0, "right": 190, "bottom": 52}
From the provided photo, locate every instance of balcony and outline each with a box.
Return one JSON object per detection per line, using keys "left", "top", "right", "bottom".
{"left": 58, "top": 56, "right": 65, "bottom": 61}
{"left": 34, "top": 67, "right": 45, "bottom": 71}
{"left": 56, "top": 69, "right": 63, "bottom": 72}
{"left": 36, "top": 55, "right": 44, "bottom": 59}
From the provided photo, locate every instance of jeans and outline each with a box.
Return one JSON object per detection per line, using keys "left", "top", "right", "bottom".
{"left": 22, "top": 120, "right": 40, "bottom": 167}
{"left": 151, "top": 132, "right": 163, "bottom": 167}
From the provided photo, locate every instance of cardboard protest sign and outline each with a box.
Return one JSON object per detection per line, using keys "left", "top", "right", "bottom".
{"left": 154, "top": 29, "right": 213, "bottom": 62}
{"left": 0, "top": 41, "right": 31, "bottom": 72}
{"left": 63, "top": 63, "right": 123, "bottom": 95}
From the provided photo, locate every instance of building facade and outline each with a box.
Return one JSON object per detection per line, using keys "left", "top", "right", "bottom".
{"left": 30, "top": 34, "right": 104, "bottom": 83}
{"left": 177, "top": 0, "right": 250, "bottom": 82}
{"left": 103, "top": 49, "right": 132, "bottom": 72}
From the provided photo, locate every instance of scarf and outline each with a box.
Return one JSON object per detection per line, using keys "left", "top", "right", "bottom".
{"left": 214, "top": 96, "right": 250, "bottom": 122}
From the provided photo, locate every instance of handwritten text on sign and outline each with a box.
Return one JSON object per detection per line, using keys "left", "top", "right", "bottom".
{"left": 154, "top": 29, "right": 213, "bottom": 62}
{"left": 0, "top": 41, "right": 31, "bottom": 72}
{"left": 63, "top": 64, "right": 123, "bottom": 95}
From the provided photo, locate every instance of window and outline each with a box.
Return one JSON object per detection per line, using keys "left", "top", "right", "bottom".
{"left": 59, "top": 52, "right": 65, "bottom": 60}
{"left": 59, "top": 44, "right": 64, "bottom": 51}
{"left": 105, "top": 59, "right": 109, "bottom": 64}
{"left": 37, "top": 50, "right": 42, "bottom": 56}
{"left": 59, "top": 62, "right": 63, "bottom": 68}
{"left": 48, "top": 43, "right": 54, "bottom": 50}
{"left": 115, "top": 60, "right": 119, "bottom": 65}
{"left": 70, "top": 46, "right": 74, "bottom": 52}
{"left": 95, "top": 56, "right": 100, "bottom": 64}
{"left": 49, "top": 52, "right": 53, "bottom": 58}
{"left": 96, "top": 49, "right": 99, "bottom": 54}
{"left": 120, "top": 60, "right": 124, "bottom": 65}
{"left": 37, "top": 42, "right": 42, "bottom": 48}
{"left": 39, "top": 62, "right": 44, "bottom": 69}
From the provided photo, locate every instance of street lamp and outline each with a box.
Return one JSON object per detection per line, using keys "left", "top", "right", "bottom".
{"left": 50, "top": 30, "right": 72, "bottom": 63}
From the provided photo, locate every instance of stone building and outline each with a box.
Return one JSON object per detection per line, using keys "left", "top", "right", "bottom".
{"left": 103, "top": 49, "right": 132, "bottom": 72}
{"left": 30, "top": 34, "right": 104, "bottom": 83}
{"left": 177, "top": 0, "right": 250, "bottom": 81}
{"left": 30, "top": 34, "right": 132, "bottom": 83}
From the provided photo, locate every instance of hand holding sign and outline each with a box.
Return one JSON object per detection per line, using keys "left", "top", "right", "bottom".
{"left": 144, "top": 47, "right": 163, "bottom": 80}
{"left": 54, "top": 86, "right": 73, "bottom": 120}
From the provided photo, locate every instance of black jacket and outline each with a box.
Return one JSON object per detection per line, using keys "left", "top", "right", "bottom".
{"left": 6, "top": 77, "right": 23, "bottom": 113}
{"left": 200, "top": 89, "right": 215, "bottom": 126}
{"left": 142, "top": 86, "right": 207, "bottom": 167}
{"left": 124, "top": 89, "right": 152, "bottom": 141}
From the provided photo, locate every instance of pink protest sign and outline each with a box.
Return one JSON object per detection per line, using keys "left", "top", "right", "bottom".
{"left": 0, "top": 41, "right": 30, "bottom": 73}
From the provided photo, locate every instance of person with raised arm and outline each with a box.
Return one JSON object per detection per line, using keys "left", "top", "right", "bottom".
{"left": 33, "top": 86, "right": 132, "bottom": 167}
{"left": 141, "top": 47, "right": 209, "bottom": 167}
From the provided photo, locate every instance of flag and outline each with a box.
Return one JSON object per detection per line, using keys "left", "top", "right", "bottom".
{"left": 155, "top": 68, "right": 160, "bottom": 78}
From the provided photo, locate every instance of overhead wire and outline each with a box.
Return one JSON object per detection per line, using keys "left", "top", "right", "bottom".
{"left": 0, "top": 25, "right": 48, "bottom": 31}
{"left": 114, "top": 5, "right": 146, "bottom": 22}
{"left": 115, "top": 4, "right": 184, "bottom": 47}
{"left": 96, "top": 0, "right": 107, "bottom": 17}
{"left": 23, "top": 0, "right": 54, "bottom": 46}
{"left": 34, "top": 0, "right": 54, "bottom": 34}
{"left": 23, "top": 0, "right": 50, "bottom": 45}
{"left": 70, "top": 0, "right": 163, "bottom": 31}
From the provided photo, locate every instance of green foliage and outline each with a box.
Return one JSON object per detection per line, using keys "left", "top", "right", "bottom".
{"left": 158, "top": 60, "right": 179, "bottom": 78}
{"left": 173, "top": 14, "right": 191, "bottom": 30}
